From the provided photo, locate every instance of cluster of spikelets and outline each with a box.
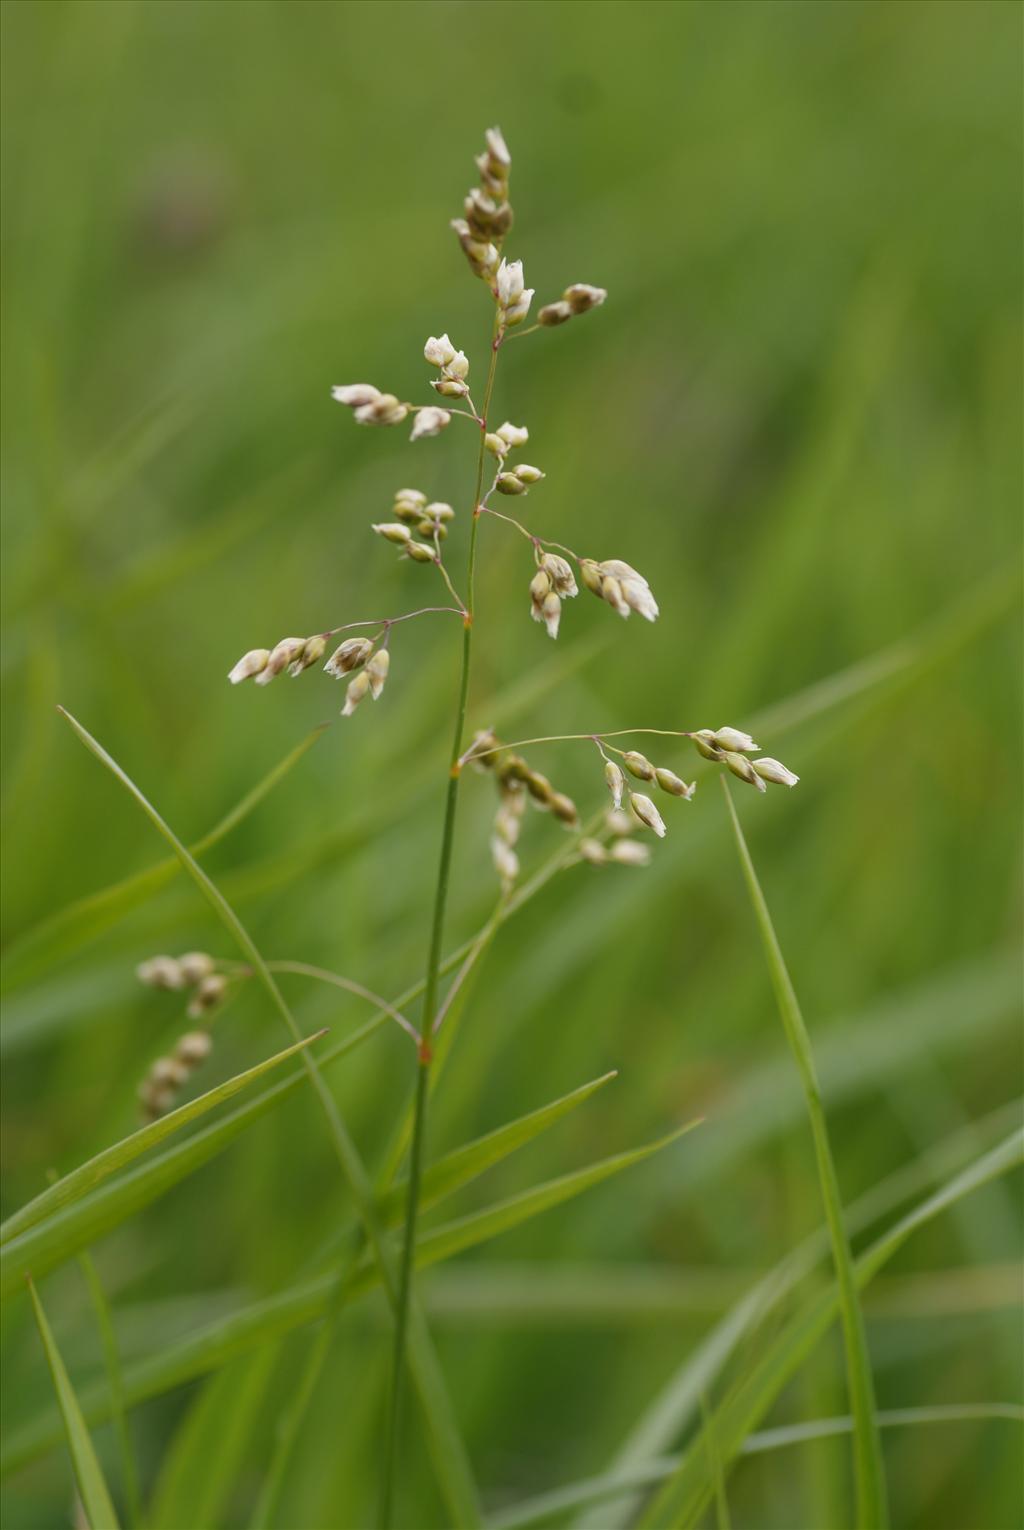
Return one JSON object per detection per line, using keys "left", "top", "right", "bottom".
{"left": 135, "top": 952, "right": 224, "bottom": 1119}
{"left": 484, "top": 419, "right": 545, "bottom": 496}
{"left": 689, "top": 727, "right": 799, "bottom": 793}
{"left": 465, "top": 729, "right": 578, "bottom": 888}
{"left": 373, "top": 486, "right": 455, "bottom": 562}
{"left": 602, "top": 751, "right": 695, "bottom": 841}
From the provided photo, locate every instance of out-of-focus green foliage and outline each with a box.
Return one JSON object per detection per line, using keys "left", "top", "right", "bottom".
{"left": 1, "top": 3, "right": 1020, "bottom": 1528}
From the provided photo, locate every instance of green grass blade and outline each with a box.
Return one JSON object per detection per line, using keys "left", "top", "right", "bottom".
{"left": 588, "top": 1095, "right": 1022, "bottom": 1530}
{"left": 2, "top": 1118, "right": 699, "bottom": 1477}
{"left": 641, "top": 1130, "right": 1024, "bottom": 1529}
{"left": 57, "top": 708, "right": 482, "bottom": 1529}
{"left": 149, "top": 1347, "right": 279, "bottom": 1530}
{"left": 77, "top": 1252, "right": 142, "bottom": 1530}
{"left": 2, "top": 1039, "right": 323, "bottom": 1299}
{"left": 699, "top": 1392, "right": 731, "bottom": 1530}
{"left": 2, "top": 722, "right": 327, "bottom": 989}
{"left": 379, "top": 1070, "right": 619, "bottom": 1225}
{"left": 488, "top": 1405, "right": 1024, "bottom": 1529}
{"left": 27, "top": 1277, "right": 121, "bottom": 1530}
{"left": 722, "top": 780, "right": 887, "bottom": 1529}
{"left": 1, "top": 1030, "right": 325, "bottom": 1246}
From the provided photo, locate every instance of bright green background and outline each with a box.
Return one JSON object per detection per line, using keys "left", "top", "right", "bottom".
{"left": 1, "top": 2, "right": 1021, "bottom": 1527}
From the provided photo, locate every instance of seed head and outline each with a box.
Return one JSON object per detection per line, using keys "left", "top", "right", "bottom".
{"left": 331, "top": 384, "right": 380, "bottom": 408}
{"left": 288, "top": 634, "right": 327, "bottom": 675}
{"left": 373, "top": 522, "right": 412, "bottom": 545}
{"left": 187, "top": 972, "right": 228, "bottom": 1019}
{"left": 539, "top": 553, "right": 577, "bottom": 597}
{"left": 491, "top": 835, "right": 520, "bottom": 886}
{"left": 256, "top": 638, "right": 307, "bottom": 685}
{"left": 423, "top": 334, "right": 457, "bottom": 367}
{"left": 342, "top": 669, "right": 371, "bottom": 717}
{"left": 325, "top": 637, "right": 374, "bottom": 676}
{"left": 713, "top": 727, "right": 758, "bottom": 754}
{"left": 723, "top": 751, "right": 766, "bottom": 792}
{"left": 655, "top": 767, "right": 695, "bottom": 799}
{"left": 366, "top": 648, "right": 390, "bottom": 699}
{"left": 604, "top": 759, "right": 625, "bottom": 808}
{"left": 228, "top": 648, "right": 270, "bottom": 685}
{"left": 496, "top": 258, "right": 525, "bottom": 306}
{"left": 178, "top": 951, "right": 215, "bottom": 984}
{"left": 136, "top": 955, "right": 186, "bottom": 990}
{"left": 353, "top": 393, "right": 408, "bottom": 426}
{"left": 176, "top": 1030, "right": 213, "bottom": 1065}
{"left": 564, "top": 283, "right": 608, "bottom": 314}
{"left": 623, "top": 750, "right": 656, "bottom": 781}
{"left": 538, "top": 300, "right": 573, "bottom": 327}
{"left": 752, "top": 757, "right": 800, "bottom": 788}
{"left": 609, "top": 838, "right": 651, "bottom": 867}
{"left": 629, "top": 792, "right": 667, "bottom": 838}
{"left": 497, "top": 421, "right": 529, "bottom": 447}
{"left": 410, "top": 407, "right": 451, "bottom": 441}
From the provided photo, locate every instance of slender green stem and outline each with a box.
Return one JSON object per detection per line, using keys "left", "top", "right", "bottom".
{"left": 721, "top": 780, "right": 888, "bottom": 1529}
{"left": 379, "top": 317, "right": 502, "bottom": 1528}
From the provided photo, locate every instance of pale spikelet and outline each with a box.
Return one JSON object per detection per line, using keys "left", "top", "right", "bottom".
{"left": 629, "top": 792, "right": 667, "bottom": 837}
{"left": 579, "top": 837, "right": 608, "bottom": 866}
{"left": 606, "top": 807, "right": 635, "bottom": 836}
{"left": 464, "top": 729, "right": 499, "bottom": 769}
{"left": 622, "top": 750, "right": 656, "bottom": 781}
{"left": 366, "top": 649, "right": 390, "bottom": 699}
{"left": 609, "top": 838, "right": 651, "bottom": 867}
{"left": 403, "top": 540, "right": 437, "bottom": 563}
{"left": 752, "top": 756, "right": 800, "bottom": 788}
{"left": 289, "top": 635, "right": 327, "bottom": 676}
{"left": 496, "top": 471, "right": 528, "bottom": 496}
{"left": 494, "top": 787, "right": 526, "bottom": 846}
{"left": 423, "top": 334, "right": 457, "bottom": 367}
{"left": 655, "top": 767, "right": 695, "bottom": 799}
{"left": 485, "top": 432, "right": 509, "bottom": 457}
{"left": 176, "top": 1030, "right": 213, "bottom": 1065}
{"left": 604, "top": 760, "right": 625, "bottom": 808}
{"left": 564, "top": 283, "right": 607, "bottom": 314}
{"left": 539, "top": 553, "right": 577, "bottom": 597}
{"left": 373, "top": 522, "right": 412, "bottom": 545}
{"left": 491, "top": 835, "right": 520, "bottom": 886}
{"left": 187, "top": 972, "right": 228, "bottom": 1019}
{"left": 136, "top": 955, "right": 186, "bottom": 990}
{"left": 497, "top": 421, "right": 529, "bottom": 448}
{"left": 579, "top": 559, "right": 658, "bottom": 622}
{"left": 139, "top": 1025, "right": 216, "bottom": 1122}
{"left": 723, "top": 750, "right": 766, "bottom": 792}
{"left": 538, "top": 300, "right": 573, "bottom": 327}
{"left": 392, "top": 487, "right": 427, "bottom": 523}
{"left": 514, "top": 464, "right": 545, "bottom": 484}
{"left": 178, "top": 951, "right": 215, "bottom": 984}
{"left": 548, "top": 791, "right": 579, "bottom": 826}
{"left": 228, "top": 648, "right": 270, "bottom": 685}
{"left": 325, "top": 637, "right": 373, "bottom": 676}
{"left": 496, "top": 258, "right": 524, "bottom": 307}
{"left": 451, "top": 218, "right": 500, "bottom": 281}
{"left": 342, "top": 669, "right": 371, "bottom": 717}
{"left": 417, "top": 501, "right": 455, "bottom": 540}
{"left": 713, "top": 727, "right": 758, "bottom": 753}
{"left": 410, "top": 407, "right": 451, "bottom": 441}
{"left": 353, "top": 393, "right": 408, "bottom": 426}
{"left": 255, "top": 638, "right": 306, "bottom": 685}
{"left": 331, "top": 384, "right": 380, "bottom": 408}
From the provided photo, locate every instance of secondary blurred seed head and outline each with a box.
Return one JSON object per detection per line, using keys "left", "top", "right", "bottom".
{"left": 410, "top": 407, "right": 451, "bottom": 441}
{"left": 609, "top": 838, "right": 651, "bottom": 867}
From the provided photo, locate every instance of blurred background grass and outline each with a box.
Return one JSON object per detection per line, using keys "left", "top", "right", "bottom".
{"left": 1, "top": 2, "right": 1021, "bottom": 1527}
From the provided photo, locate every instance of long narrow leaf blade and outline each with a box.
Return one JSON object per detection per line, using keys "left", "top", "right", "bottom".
{"left": 27, "top": 1278, "right": 121, "bottom": 1530}
{"left": 379, "top": 1071, "right": 618, "bottom": 1225}
{"left": 2, "top": 1036, "right": 324, "bottom": 1298}
{"left": 2, "top": 1031, "right": 326, "bottom": 1246}
{"left": 722, "top": 781, "right": 887, "bottom": 1529}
